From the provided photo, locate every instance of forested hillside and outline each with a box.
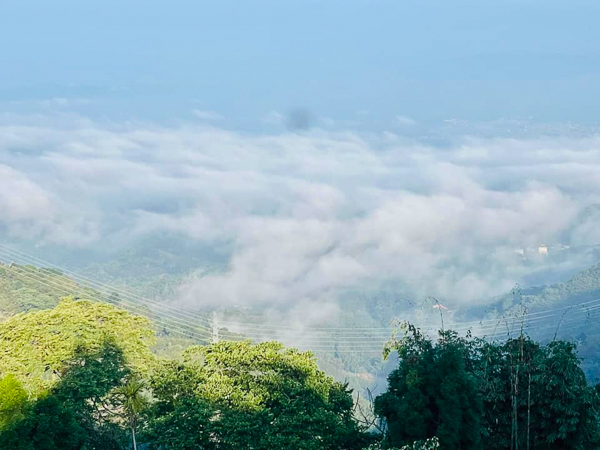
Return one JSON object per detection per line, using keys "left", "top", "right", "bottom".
{"left": 0, "top": 299, "right": 373, "bottom": 450}
{"left": 475, "top": 263, "right": 600, "bottom": 378}
{"left": 0, "top": 264, "right": 97, "bottom": 317}
{"left": 1, "top": 261, "right": 600, "bottom": 449}
{"left": 491, "top": 262, "right": 600, "bottom": 313}
{"left": 3, "top": 260, "right": 600, "bottom": 386}
{"left": 1, "top": 299, "right": 599, "bottom": 449}
{"left": 0, "top": 261, "right": 391, "bottom": 395}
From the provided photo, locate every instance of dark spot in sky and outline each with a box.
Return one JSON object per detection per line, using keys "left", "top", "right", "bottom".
{"left": 286, "top": 108, "right": 312, "bottom": 132}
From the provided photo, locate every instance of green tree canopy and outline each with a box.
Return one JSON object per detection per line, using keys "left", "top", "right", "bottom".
{"left": 375, "top": 324, "right": 481, "bottom": 450}
{"left": 0, "top": 341, "right": 131, "bottom": 450}
{"left": 0, "top": 296, "right": 156, "bottom": 394}
{"left": 477, "top": 337, "right": 600, "bottom": 449}
{"left": 145, "top": 340, "right": 369, "bottom": 450}
{"left": 376, "top": 322, "right": 600, "bottom": 450}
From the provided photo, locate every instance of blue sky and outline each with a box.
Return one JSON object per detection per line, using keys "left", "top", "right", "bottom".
{"left": 2, "top": 0, "right": 600, "bottom": 127}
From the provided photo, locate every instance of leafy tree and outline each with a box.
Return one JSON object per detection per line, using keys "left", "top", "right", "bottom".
{"left": 0, "top": 299, "right": 158, "bottom": 449}
{"left": 143, "top": 395, "right": 217, "bottom": 449}
{"left": 376, "top": 322, "right": 600, "bottom": 450}
{"left": 0, "top": 395, "right": 88, "bottom": 450}
{"left": 376, "top": 323, "right": 482, "bottom": 450}
{"left": 531, "top": 340, "right": 600, "bottom": 448}
{"left": 145, "top": 341, "right": 369, "bottom": 449}
{"left": 0, "top": 296, "right": 156, "bottom": 394}
{"left": 0, "top": 341, "right": 130, "bottom": 450}
{"left": 476, "top": 337, "right": 600, "bottom": 450}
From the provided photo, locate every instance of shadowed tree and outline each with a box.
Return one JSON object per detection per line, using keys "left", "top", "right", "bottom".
{"left": 375, "top": 323, "right": 482, "bottom": 450}
{"left": 0, "top": 341, "right": 130, "bottom": 449}
{"left": 0, "top": 299, "right": 158, "bottom": 449}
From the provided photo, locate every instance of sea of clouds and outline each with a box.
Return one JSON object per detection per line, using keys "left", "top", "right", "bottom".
{"left": 1, "top": 114, "right": 599, "bottom": 318}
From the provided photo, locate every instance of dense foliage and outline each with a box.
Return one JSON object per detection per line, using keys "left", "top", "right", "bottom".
{"left": 376, "top": 322, "right": 600, "bottom": 450}
{"left": 477, "top": 338, "right": 600, "bottom": 449}
{"left": 0, "top": 301, "right": 372, "bottom": 449}
{"left": 145, "top": 341, "right": 369, "bottom": 449}
{"left": 0, "top": 342, "right": 132, "bottom": 450}
{"left": 376, "top": 324, "right": 481, "bottom": 450}
{"left": 1, "top": 284, "right": 600, "bottom": 449}
{"left": 0, "top": 297, "right": 156, "bottom": 393}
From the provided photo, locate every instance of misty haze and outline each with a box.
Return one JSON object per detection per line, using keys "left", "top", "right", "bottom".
{"left": 1, "top": 1, "right": 600, "bottom": 449}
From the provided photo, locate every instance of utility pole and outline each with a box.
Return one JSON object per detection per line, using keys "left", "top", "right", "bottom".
{"left": 212, "top": 311, "right": 219, "bottom": 343}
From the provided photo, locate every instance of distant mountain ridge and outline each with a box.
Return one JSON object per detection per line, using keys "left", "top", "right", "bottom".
{"left": 483, "top": 262, "right": 600, "bottom": 316}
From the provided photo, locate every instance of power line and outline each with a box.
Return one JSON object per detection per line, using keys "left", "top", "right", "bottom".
{"left": 0, "top": 245, "right": 214, "bottom": 326}
{"left": 0, "top": 257, "right": 213, "bottom": 337}
{"left": 2, "top": 243, "right": 600, "bottom": 355}
{"left": 0, "top": 258, "right": 211, "bottom": 342}
{"left": 0, "top": 248, "right": 214, "bottom": 332}
{"left": 5, "top": 243, "right": 600, "bottom": 336}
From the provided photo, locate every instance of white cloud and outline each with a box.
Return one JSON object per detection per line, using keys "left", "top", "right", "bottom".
{"left": 0, "top": 164, "right": 99, "bottom": 245}
{"left": 0, "top": 164, "right": 53, "bottom": 223}
{"left": 1, "top": 116, "right": 599, "bottom": 314}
